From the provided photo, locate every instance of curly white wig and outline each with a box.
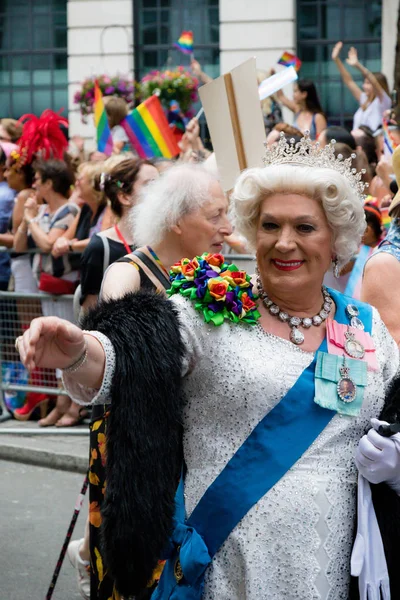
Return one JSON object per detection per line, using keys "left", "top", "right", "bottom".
{"left": 131, "top": 163, "right": 220, "bottom": 247}
{"left": 231, "top": 164, "right": 366, "bottom": 266}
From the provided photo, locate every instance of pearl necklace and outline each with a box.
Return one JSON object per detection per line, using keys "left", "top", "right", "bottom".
{"left": 256, "top": 274, "right": 333, "bottom": 345}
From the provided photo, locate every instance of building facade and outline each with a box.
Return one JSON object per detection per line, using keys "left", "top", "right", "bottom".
{"left": 0, "top": 0, "right": 398, "bottom": 146}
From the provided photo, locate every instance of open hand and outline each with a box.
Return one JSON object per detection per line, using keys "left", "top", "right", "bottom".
{"left": 190, "top": 59, "right": 202, "bottom": 77}
{"left": 332, "top": 41, "right": 343, "bottom": 61}
{"left": 346, "top": 46, "right": 359, "bottom": 67}
{"left": 17, "top": 317, "right": 85, "bottom": 372}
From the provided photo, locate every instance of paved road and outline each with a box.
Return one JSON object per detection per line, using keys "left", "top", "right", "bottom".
{"left": 0, "top": 459, "right": 87, "bottom": 600}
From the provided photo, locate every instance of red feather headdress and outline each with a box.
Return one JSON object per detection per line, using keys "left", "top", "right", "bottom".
{"left": 16, "top": 109, "right": 68, "bottom": 166}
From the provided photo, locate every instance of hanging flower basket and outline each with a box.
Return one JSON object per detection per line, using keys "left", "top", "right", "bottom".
{"left": 140, "top": 67, "right": 199, "bottom": 119}
{"left": 74, "top": 75, "right": 139, "bottom": 123}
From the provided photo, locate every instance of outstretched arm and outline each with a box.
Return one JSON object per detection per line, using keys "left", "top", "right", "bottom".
{"left": 17, "top": 317, "right": 106, "bottom": 391}
{"left": 332, "top": 41, "right": 362, "bottom": 103}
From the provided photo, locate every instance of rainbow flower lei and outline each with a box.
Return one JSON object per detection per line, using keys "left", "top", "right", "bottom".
{"left": 168, "top": 253, "right": 260, "bottom": 326}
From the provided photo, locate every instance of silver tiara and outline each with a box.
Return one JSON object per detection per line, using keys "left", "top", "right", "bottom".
{"left": 263, "top": 131, "right": 367, "bottom": 201}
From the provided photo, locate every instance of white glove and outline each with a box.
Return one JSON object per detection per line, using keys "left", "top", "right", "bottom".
{"left": 355, "top": 418, "right": 400, "bottom": 493}
{"left": 351, "top": 474, "right": 390, "bottom": 600}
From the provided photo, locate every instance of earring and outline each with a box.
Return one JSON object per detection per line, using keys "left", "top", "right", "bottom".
{"left": 333, "top": 257, "right": 340, "bottom": 279}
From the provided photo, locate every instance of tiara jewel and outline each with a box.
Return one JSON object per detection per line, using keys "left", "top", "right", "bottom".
{"left": 263, "top": 131, "right": 367, "bottom": 201}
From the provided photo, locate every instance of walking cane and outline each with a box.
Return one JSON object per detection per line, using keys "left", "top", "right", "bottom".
{"left": 45, "top": 472, "right": 89, "bottom": 600}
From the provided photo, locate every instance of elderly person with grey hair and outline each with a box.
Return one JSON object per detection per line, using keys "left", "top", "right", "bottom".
{"left": 16, "top": 135, "right": 400, "bottom": 600}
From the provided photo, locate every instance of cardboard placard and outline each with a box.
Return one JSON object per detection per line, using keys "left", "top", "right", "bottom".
{"left": 199, "top": 57, "right": 266, "bottom": 191}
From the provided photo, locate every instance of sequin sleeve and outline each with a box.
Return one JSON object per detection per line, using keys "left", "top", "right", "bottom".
{"left": 61, "top": 330, "right": 116, "bottom": 406}
{"left": 170, "top": 294, "right": 204, "bottom": 377}
{"left": 63, "top": 298, "right": 203, "bottom": 404}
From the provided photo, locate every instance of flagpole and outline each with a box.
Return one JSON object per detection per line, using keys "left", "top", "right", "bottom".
{"left": 195, "top": 107, "right": 204, "bottom": 120}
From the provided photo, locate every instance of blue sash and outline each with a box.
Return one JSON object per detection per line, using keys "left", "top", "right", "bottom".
{"left": 344, "top": 245, "right": 371, "bottom": 298}
{"left": 153, "top": 290, "right": 373, "bottom": 599}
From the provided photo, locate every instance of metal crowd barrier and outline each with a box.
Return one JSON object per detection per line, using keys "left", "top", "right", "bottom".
{"left": 0, "top": 290, "right": 75, "bottom": 420}
{"left": 0, "top": 245, "right": 81, "bottom": 427}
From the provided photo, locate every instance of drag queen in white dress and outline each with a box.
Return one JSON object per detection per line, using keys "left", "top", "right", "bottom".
{"left": 17, "top": 135, "right": 400, "bottom": 600}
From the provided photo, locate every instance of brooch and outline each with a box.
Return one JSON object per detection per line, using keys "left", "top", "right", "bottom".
{"left": 345, "top": 304, "right": 365, "bottom": 330}
{"left": 337, "top": 356, "right": 357, "bottom": 403}
{"left": 344, "top": 329, "right": 365, "bottom": 359}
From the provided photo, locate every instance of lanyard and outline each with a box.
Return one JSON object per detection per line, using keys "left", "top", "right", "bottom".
{"left": 147, "top": 245, "right": 170, "bottom": 278}
{"left": 114, "top": 225, "right": 131, "bottom": 254}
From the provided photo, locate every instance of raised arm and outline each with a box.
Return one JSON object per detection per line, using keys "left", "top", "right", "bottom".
{"left": 12, "top": 189, "right": 33, "bottom": 232}
{"left": 275, "top": 88, "right": 297, "bottom": 113}
{"left": 347, "top": 46, "right": 388, "bottom": 102}
{"left": 191, "top": 59, "right": 213, "bottom": 85}
{"left": 332, "top": 41, "right": 362, "bottom": 103}
{"left": 13, "top": 218, "right": 29, "bottom": 252}
{"left": 315, "top": 113, "right": 327, "bottom": 137}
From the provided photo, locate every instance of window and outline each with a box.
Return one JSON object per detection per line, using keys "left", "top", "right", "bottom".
{"left": 134, "top": 0, "right": 220, "bottom": 81}
{"left": 297, "top": 0, "right": 383, "bottom": 128}
{"left": 0, "top": 0, "right": 68, "bottom": 119}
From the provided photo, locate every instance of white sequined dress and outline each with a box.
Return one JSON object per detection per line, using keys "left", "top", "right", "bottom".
{"left": 65, "top": 295, "right": 399, "bottom": 600}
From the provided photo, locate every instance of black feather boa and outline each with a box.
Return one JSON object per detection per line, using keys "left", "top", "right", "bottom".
{"left": 82, "top": 291, "right": 184, "bottom": 597}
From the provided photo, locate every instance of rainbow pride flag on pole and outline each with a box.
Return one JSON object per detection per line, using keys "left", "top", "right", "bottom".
{"left": 94, "top": 81, "right": 113, "bottom": 155}
{"left": 120, "top": 96, "right": 180, "bottom": 159}
{"left": 174, "top": 31, "right": 194, "bottom": 55}
{"left": 277, "top": 52, "right": 302, "bottom": 72}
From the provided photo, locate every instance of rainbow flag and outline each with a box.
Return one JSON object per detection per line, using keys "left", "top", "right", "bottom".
{"left": 278, "top": 52, "right": 302, "bottom": 72}
{"left": 174, "top": 31, "right": 193, "bottom": 55}
{"left": 120, "top": 96, "right": 180, "bottom": 159}
{"left": 381, "top": 207, "right": 391, "bottom": 231}
{"left": 383, "top": 119, "right": 396, "bottom": 155}
{"left": 94, "top": 81, "right": 113, "bottom": 155}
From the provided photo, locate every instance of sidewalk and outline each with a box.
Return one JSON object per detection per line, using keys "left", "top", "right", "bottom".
{"left": 0, "top": 416, "right": 89, "bottom": 474}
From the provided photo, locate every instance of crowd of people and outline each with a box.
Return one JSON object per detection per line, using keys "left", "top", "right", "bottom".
{"left": 2, "top": 41, "right": 400, "bottom": 600}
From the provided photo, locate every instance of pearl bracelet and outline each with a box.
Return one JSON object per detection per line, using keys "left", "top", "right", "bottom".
{"left": 62, "top": 340, "right": 88, "bottom": 373}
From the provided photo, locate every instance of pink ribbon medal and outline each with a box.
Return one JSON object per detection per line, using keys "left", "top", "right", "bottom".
{"left": 326, "top": 318, "right": 378, "bottom": 372}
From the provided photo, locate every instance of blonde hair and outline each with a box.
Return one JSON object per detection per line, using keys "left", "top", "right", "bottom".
{"left": 257, "top": 69, "right": 272, "bottom": 117}
{"left": 78, "top": 161, "right": 105, "bottom": 205}
{"left": 103, "top": 97, "right": 129, "bottom": 128}
{"left": 231, "top": 164, "right": 366, "bottom": 267}
{"left": 0, "top": 118, "right": 23, "bottom": 142}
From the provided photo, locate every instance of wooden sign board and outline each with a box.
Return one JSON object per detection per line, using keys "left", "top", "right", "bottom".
{"left": 199, "top": 57, "right": 266, "bottom": 191}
